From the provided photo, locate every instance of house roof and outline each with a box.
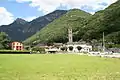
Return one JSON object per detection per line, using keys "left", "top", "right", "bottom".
{"left": 11, "top": 41, "right": 23, "bottom": 43}
{"left": 67, "top": 42, "right": 90, "bottom": 45}
{"left": 36, "top": 43, "right": 47, "bottom": 47}
{"left": 53, "top": 43, "right": 63, "bottom": 46}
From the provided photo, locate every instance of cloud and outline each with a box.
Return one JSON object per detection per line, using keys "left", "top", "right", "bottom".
{"left": 23, "top": 16, "right": 37, "bottom": 21}
{"left": 0, "top": 7, "right": 14, "bottom": 26}
{"left": 16, "top": 0, "right": 117, "bottom": 14}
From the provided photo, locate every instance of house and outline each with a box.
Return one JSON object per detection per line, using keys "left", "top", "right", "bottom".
{"left": 45, "top": 43, "right": 63, "bottom": 53}
{"left": 108, "top": 48, "right": 120, "bottom": 53}
{"left": 11, "top": 42, "right": 24, "bottom": 50}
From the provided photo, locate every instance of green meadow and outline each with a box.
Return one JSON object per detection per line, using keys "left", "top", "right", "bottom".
{"left": 0, "top": 54, "right": 120, "bottom": 80}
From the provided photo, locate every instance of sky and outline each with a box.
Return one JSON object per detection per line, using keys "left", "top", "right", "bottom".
{"left": 0, "top": 0, "right": 118, "bottom": 26}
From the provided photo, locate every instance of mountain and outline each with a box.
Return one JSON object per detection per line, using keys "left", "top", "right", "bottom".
{"left": 0, "top": 18, "right": 28, "bottom": 41}
{"left": 0, "top": 10, "right": 67, "bottom": 41}
{"left": 25, "top": 0, "right": 120, "bottom": 45}
{"left": 24, "top": 9, "right": 91, "bottom": 45}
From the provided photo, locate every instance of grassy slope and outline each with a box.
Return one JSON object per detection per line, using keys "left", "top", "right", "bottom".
{"left": 0, "top": 54, "right": 120, "bottom": 80}
{"left": 24, "top": 9, "right": 91, "bottom": 45}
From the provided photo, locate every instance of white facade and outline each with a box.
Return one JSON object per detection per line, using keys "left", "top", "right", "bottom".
{"left": 66, "top": 44, "right": 92, "bottom": 53}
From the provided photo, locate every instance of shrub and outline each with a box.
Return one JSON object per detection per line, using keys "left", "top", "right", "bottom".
{"left": 77, "top": 46, "right": 82, "bottom": 52}
{"left": 68, "top": 46, "right": 73, "bottom": 51}
{"left": 60, "top": 46, "right": 67, "bottom": 51}
{"left": 24, "top": 46, "right": 30, "bottom": 50}
{"left": 32, "top": 47, "right": 45, "bottom": 54}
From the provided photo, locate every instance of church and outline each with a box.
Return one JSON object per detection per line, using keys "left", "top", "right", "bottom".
{"left": 65, "top": 28, "right": 92, "bottom": 53}
{"left": 45, "top": 27, "right": 92, "bottom": 53}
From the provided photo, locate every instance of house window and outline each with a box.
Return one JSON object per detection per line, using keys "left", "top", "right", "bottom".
{"left": 16, "top": 46, "right": 18, "bottom": 50}
{"left": 20, "top": 46, "right": 21, "bottom": 50}
{"left": 13, "top": 43, "right": 15, "bottom": 45}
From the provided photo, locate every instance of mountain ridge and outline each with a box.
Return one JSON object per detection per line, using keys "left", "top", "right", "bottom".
{"left": 0, "top": 10, "right": 67, "bottom": 41}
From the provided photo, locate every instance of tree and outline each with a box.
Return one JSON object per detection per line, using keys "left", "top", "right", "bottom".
{"left": 32, "top": 47, "right": 45, "bottom": 54}
{"left": 0, "top": 32, "right": 10, "bottom": 50}
{"left": 68, "top": 46, "right": 73, "bottom": 51}
{"left": 90, "top": 39, "right": 99, "bottom": 51}
{"left": 77, "top": 46, "right": 82, "bottom": 52}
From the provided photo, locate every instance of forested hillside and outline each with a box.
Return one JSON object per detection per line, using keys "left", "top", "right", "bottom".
{"left": 24, "top": 9, "right": 91, "bottom": 45}
{"left": 25, "top": 0, "right": 120, "bottom": 45}
{"left": 78, "top": 0, "right": 120, "bottom": 44}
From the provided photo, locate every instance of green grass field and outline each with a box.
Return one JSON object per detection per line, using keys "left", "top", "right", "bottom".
{"left": 0, "top": 54, "right": 120, "bottom": 80}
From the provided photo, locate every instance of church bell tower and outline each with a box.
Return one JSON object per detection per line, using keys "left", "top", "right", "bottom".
{"left": 68, "top": 27, "right": 73, "bottom": 43}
